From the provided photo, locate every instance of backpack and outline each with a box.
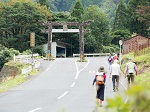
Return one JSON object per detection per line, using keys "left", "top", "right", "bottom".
{"left": 113, "top": 56, "right": 118, "bottom": 60}
{"left": 127, "top": 62, "right": 135, "bottom": 74}
{"left": 108, "top": 57, "right": 113, "bottom": 62}
{"left": 96, "top": 75, "right": 104, "bottom": 85}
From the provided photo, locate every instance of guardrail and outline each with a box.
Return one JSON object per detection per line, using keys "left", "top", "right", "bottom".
{"left": 14, "top": 54, "right": 39, "bottom": 62}
{"left": 73, "top": 53, "right": 110, "bottom": 57}
{"left": 22, "top": 66, "right": 32, "bottom": 74}
{"left": 14, "top": 54, "right": 41, "bottom": 74}
{"left": 34, "top": 61, "right": 40, "bottom": 69}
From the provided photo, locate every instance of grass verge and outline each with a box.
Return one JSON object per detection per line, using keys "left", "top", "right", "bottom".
{"left": 0, "top": 68, "right": 40, "bottom": 93}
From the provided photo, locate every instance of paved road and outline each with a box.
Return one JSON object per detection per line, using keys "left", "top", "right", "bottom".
{"left": 0, "top": 57, "right": 128, "bottom": 112}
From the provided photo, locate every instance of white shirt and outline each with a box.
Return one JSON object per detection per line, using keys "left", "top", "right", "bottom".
{"left": 96, "top": 71, "right": 104, "bottom": 76}
{"left": 110, "top": 63, "right": 121, "bottom": 75}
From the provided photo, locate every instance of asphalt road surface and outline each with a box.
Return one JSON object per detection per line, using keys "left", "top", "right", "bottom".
{"left": 0, "top": 57, "right": 128, "bottom": 112}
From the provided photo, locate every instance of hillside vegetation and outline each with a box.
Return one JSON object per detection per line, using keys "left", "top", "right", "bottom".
{"left": 45, "top": 0, "right": 127, "bottom": 12}
{"left": 121, "top": 48, "right": 150, "bottom": 89}
{"left": 105, "top": 48, "right": 150, "bottom": 112}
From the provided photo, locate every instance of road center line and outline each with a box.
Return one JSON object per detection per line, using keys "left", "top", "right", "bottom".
{"left": 57, "top": 91, "right": 69, "bottom": 100}
{"left": 28, "top": 108, "right": 42, "bottom": 112}
{"left": 71, "top": 82, "right": 76, "bottom": 87}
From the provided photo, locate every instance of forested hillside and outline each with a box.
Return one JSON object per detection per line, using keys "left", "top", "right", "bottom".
{"left": 0, "top": 0, "right": 149, "bottom": 56}
{"left": 33, "top": 0, "right": 129, "bottom": 28}
{"left": 44, "top": 0, "right": 129, "bottom": 12}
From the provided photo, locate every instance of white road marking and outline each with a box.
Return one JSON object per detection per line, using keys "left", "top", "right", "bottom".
{"left": 78, "top": 60, "right": 89, "bottom": 72}
{"left": 71, "top": 82, "right": 76, "bottom": 87}
{"left": 12, "top": 60, "right": 57, "bottom": 91}
{"left": 75, "top": 72, "right": 79, "bottom": 79}
{"left": 75, "top": 61, "right": 79, "bottom": 72}
{"left": 75, "top": 60, "right": 90, "bottom": 79}
{"left": 120, "top": 81, "right": 127, "bottom": 91}
{"left": 57, "top": 60, "right": 90, "bottom": 100}
{"left": 125, "top": 96, "right": 129, "bottom": 103}
{"left": 28, "top": 108, "right": 42, "bottom": 112}
{"left": 105, "top": 61, "right": 109, "bottom": 67}
{"left": 57, "top": 91, "right": 69, "bottom": 100}
{"left": 120, "top": 80, "right": 128, "bottom": 103}
{"left": 41, "top": 60, "right": 57, "bottom": 74}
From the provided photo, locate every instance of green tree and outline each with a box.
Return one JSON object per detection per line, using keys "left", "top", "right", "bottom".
{"left": 71, "top": 0, "right": 84, "bottom": 21}
{"left": 136, "top": 6, "right": 150, "bottom": 36}
{"left": 99, "top": 0, "right": 116, "bottom": 27}
{"left": 0, "top": 0, "right": 52, "bottom": 52}
{"left": 111, "top": 29, "right": 131, "bottom": 45}
{"left": 0, "top": 48, "right": 19, "bottom": 71}
{"left": 127, "top": 0, "right": 149, "bottom": 36}
{"left": 112, "top": 0, "right": 128, "bottom": 31}
{"left": 38, "top": 0, "right": 49, "bottom": 9}
{"left": 82, "top": 5, "right": 110, "bottom": 53}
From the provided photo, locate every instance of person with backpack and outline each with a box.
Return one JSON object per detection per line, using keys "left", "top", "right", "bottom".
{"left": 93, "top": 66, "right": 106, "bottom": 107}
{"left": 110, "top": 59, "right": 121, "bottom": 92}
{"left": 124, "top": 58, "right": 138, "bottom": 88}
{"left": 113, "top": 53, "right": 119, "bottom": 61}
{"left": 108, "top": 55, "right": 113, "bottom": 70}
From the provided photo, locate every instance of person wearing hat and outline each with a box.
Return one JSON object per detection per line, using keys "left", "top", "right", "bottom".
{"left": 93, "top": 66, "right": 106, "bottom": 107}
{"left": 110, "top": 59, "right": 121, "bottom": 92}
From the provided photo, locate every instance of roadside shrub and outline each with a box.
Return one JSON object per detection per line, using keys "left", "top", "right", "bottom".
{"left": 22, "top": 49, "right": 32, "bottom": 55}
{"left": 0, "top": 48, "right": 20, "bottom": 71}
{"left": 34, "top": 45, "right": 44, "bottom": 56}
{"left": 106, "top": 86, "right": 150, "bottom": 112}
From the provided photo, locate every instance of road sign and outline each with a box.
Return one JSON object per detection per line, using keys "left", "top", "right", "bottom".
{"left": 63, "top": 24, "right": 68, "bottom": 31}
{"left": 30, "top": 32, "right": 35, "bottom": 47}
{"left": 119, "top": 40, "right": 123, "bottom": 45}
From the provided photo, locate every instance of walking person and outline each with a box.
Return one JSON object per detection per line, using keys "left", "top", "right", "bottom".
{"left": 110, "top": 59, "right": 121, "bottom": 92}
{"left": 124, "top": 58, "right": 138, "bottom": 88}
{"left": 113, "top": 53, "right": 119, "bottom": 61}
{"left": 93, "top": 66, "right": 106, "bottom": 107}
{"left": 108, "top": 55, "right": 113, "bottom": 70}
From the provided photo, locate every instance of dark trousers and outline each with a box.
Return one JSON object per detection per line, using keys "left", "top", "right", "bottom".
{"left": 112, "top": 75, "right": 119, "bottom": 90}
{"left": 96, "top": 84, "right": 105, "bottom": 101}
{"left": 127, "top": 73, "right": 134, "bottom": 84}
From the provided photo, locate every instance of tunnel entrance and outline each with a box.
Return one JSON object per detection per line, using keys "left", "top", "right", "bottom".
{"left": 56, "top": 46, "right": 65, "bottom": 58}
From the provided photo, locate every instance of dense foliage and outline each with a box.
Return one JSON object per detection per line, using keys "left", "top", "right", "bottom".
{"left": 126, "top": 0, "right": 149, "bottom": 37}
{"left": 71, "top": 0, "right": 84, "bottom": 22}
{"left": 0, "top": 47, "right": 19, "bottom": 71}
{"left": 82, "top": 5, "right": 110, "bottom": 53}
{"left": 0, "top": 0, "right": 51, "bottom": 52}
{"left": 136, "top": 5, "right": 150, "bottom": 37}
{"left": 0, "top": 0, "right": 149, "bottom": 55}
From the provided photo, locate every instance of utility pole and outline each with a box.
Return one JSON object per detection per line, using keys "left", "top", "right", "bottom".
{"left": 119, "top": 40, "right": 123, "bottom": 65}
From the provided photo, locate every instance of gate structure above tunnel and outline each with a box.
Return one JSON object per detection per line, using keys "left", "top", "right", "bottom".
{"left": 42, "top": 20, "right": 93, "bottom": 61}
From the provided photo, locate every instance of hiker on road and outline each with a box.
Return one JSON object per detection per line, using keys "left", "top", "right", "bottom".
{"left": 113, "top": 53, "right": 119, "bottom": 61}
{"left": 108, "top": 55, "right": 113, "bottom": 70}
{"left": 124, "top": 58, "right": 138, "bottom": 88}
{"left": 110, "top": 60, "right": 121, "bottom": 92}
{"left": 93, "top": 66, "right": 106, "bottom": 107}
